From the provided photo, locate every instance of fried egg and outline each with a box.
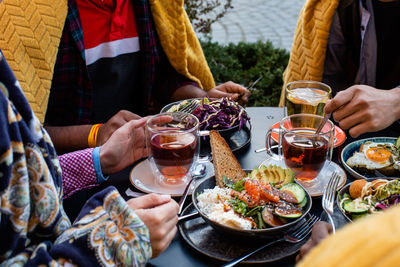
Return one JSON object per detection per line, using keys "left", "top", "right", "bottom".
{"left": 347, "top": 142, "right": 398, "bottom": 170}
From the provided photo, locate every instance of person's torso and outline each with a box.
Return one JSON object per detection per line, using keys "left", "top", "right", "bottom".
{"left": 76, "top": 0, "right": 141, "bottom": 123}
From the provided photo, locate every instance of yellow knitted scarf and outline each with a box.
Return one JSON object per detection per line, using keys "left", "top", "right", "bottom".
{"left": 0, "top": 0, "right": 215, "bottom": 123}
{"left": 279, "top": 0, "right": 339, "bottom": 107}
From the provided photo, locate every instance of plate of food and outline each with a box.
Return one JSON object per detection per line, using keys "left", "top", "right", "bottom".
{"left": 341, "top": 137, "right": 400, "bottom": 179}
{"left": 268, "top": 121, "right": 346, "bottom": 148}
{"left": 179, "top": 203, "right": 312, "bottom": 264}
{"left": 178, "top": 130, "right": 313, "bottom": 263}
{"left": 161, "top": 97, "right": 251, "bottom": 155}
{"left": 337, "top": 178, "right": 400, "bottom": 222}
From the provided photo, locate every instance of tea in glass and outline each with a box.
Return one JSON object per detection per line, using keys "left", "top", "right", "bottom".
{"left": 266, "top": 114, "right": 334, "bottom": 182}
{"left": 150, "top": 132, "right": 197, "bottom": 179}
{"left": 147, "top": 112, "right": 199, "bottom": 185}
{"left": 282, "top": 130, "right": 329, "bottom": 181}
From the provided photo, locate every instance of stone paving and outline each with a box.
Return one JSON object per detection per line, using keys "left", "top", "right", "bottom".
{"left": 199, "top": 0, "right": 305, "bottom": 51}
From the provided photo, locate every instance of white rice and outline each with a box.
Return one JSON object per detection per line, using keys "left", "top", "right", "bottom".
{"left": 197, "top": 186, "right": 252, "bottom": 230}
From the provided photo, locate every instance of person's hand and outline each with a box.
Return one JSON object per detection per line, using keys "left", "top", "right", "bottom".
{"left": 206, "top": 81, "right": 250, "bottom": 105}
{"left": 296, "top": 221, "right": 332, "bottom": 262}
{"left": 324, "top": 85, "right": 400, "bottom": 138}
{"left": 127, "top": 194, "right": 179, "bottom": 258}
{"left": 99, "top": 117, "right": 149, "bottom": 175}
{"left": 97, "top": 110, "right": 142, "bottom": 146}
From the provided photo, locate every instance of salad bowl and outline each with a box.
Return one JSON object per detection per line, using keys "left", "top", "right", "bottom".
{"left": 191, "top": 173, "right": 313, "bottom": 240}
{"left": 337, "top": 177, "right": 400, "bottom": 222}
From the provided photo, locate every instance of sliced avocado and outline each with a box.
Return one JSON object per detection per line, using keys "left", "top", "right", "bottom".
{"left": 284, "top": 168, "right": 295, "bottom": 185}
{"left": 298, "top": 196, "right": 308, "bottom": 208}
{"left": 261, "top": 207, "right": 284, "bottom": 227}
{"left": 274, "top": 206, "right": 303, "bottom": 219}
{"left": 271, "top": 165, "right": 280, "bottom": 185}
{"left": 343, "top": 200, "right": 369, "bottom": 214}
{"left": 259, "top": 165, "right": 269, "bottom": 182}
{"left": 279, "top": 183, "right": 306, "bottom": 204}
{"left": 274, "top": 165, "right": 287, "bottom": 188}
{"left": 250, "top": 168, "right": 262, "bottom": 180}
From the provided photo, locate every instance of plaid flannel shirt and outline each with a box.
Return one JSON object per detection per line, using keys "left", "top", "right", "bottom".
{"left": 45, "top": 0, "right": 198, "bottom": 126}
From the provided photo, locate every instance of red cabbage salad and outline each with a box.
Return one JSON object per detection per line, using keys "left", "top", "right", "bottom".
{"left": 192, "top": 97, "right": 250, "bottom": 131}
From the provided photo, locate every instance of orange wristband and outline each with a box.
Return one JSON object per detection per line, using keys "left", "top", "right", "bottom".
{"left": 88, "top": 124, "right": 103, "bottom": 148}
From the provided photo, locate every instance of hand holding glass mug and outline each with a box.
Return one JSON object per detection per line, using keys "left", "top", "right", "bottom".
{"left": 146, "top": 112, "right": 199, "bottom": 185}
{"left": 266, "top": 114, "right": 335, "bottom": 181}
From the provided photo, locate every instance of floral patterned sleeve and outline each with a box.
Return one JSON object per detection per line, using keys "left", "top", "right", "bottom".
{"left": 50, "top": 187, "right": 152, "bottom": 266}
{"left": 2, "top": 187, "right": 152, "bottom": 267}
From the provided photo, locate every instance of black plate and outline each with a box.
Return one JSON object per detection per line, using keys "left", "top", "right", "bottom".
{"left": 178, "top": 203, "right": 309, "bottom": 264}
{"left": 199, "top": 124, "right": 251, "bottom": 157}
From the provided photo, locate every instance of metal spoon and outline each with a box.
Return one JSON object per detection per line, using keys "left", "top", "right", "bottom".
{"left": 178, "top": 163, "right": 206, "bottom": 215}
{"left": 315, "top": 113, "right": 331, "bottom": 136}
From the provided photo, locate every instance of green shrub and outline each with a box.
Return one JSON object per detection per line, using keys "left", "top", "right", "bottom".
{"left": 200, "top": 40, "right": 289, "bottom": 107}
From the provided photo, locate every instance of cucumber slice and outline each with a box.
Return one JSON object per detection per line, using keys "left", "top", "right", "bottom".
{"left": 298, "top": 196, "right": 308, "bottom": 208}
{"left": 279, "top": 183, "right": 306, "bottom": 204}
{"left": 343, "top": 200, "right": 369, "bottom": 214}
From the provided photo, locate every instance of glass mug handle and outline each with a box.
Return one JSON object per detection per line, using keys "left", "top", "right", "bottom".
{"left": 265, "top": 128, "right": 282, "bottom": 160}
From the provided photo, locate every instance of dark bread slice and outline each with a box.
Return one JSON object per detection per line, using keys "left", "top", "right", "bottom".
{"left": 209, "top": 130, "right": 246, "bottom": 187}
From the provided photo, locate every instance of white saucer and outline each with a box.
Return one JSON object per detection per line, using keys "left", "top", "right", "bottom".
{"left": 129, "top": 159, "right": 214, "bottom": 197}
{"left": 259, "top": 157, "right": 347, "bottom": 197}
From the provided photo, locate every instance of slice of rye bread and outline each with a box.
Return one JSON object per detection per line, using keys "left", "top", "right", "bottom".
{"left": 209, "top": 130, "right": 247, "bottom": 187}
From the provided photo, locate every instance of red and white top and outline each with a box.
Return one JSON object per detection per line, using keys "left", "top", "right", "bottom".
{"left": 76, "top": 0, "right": 140, "bottom": 65}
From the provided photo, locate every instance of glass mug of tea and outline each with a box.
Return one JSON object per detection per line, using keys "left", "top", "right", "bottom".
{"left": 266, "top": 114, "right": 334, "bottom": 181}
{"left": 146, "top": 112, "right": 199, "bottom": 185}
{"left": 286, "top": 81, "right": 331, "bottom": 116}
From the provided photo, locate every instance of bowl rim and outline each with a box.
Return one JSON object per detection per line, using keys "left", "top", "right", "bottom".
{"left": 191, "top": 170, "right": 313, "bottom": 235}
{"left": 340, "top": 137, "right": 397, "bottom": 180}
{"left": 336, "top": 177, "right": 400, "bottom": 222}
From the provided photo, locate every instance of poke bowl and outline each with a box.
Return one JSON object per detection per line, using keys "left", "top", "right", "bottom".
{"left": 191, "top": 170, "right": 312, "bottom": 240}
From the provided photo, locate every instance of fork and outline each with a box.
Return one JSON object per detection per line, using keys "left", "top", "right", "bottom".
{"left": 179, "top": 100, "right": 200, "bottom": 114}
{"left": 322, "top": 172, "right": 341, "bottom": 235}
{"left": 222, "top": 214, "right": 320, "bottom": 267}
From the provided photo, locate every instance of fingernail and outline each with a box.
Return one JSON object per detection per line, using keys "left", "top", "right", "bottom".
{"left": 159, "top": 194, "right": 171, "bottom": 201}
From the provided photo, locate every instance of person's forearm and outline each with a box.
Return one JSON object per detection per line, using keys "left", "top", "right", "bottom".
{"left": 390, "top": 87, "right": 400, "bottom": 121}
{"left": 171, "top": 84, "right": 207, "bottom": 101}
{"left": 45, "top": 125, "right": 92, "bottom": 153}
